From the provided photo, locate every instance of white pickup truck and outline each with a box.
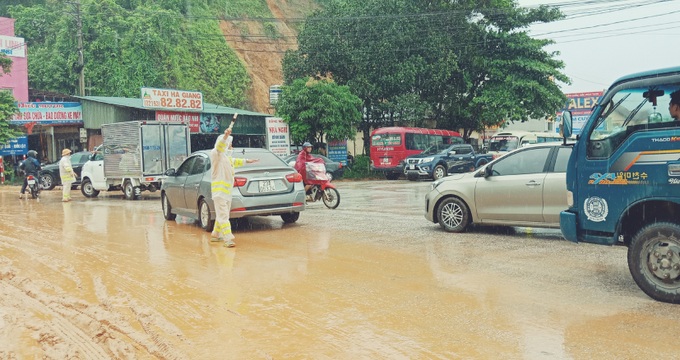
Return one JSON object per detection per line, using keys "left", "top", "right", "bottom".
{"left": 80, "top": 121, "right": 191, "bottom": 200}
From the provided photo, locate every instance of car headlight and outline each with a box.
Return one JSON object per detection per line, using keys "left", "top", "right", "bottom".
{"left": 421, "top": 157, "right": 434, "bottom": 163}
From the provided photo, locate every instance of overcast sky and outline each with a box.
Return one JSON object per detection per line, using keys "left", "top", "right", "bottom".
{"left": 517, "top": 0, "right": 680, "bottom": 95}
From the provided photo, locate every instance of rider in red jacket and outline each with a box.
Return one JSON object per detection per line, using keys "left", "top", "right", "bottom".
{"left": 295, "top": 142, "right": 317, "bottom": 192}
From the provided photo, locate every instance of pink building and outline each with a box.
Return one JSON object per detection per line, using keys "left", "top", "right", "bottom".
{"left": 0, "top": 17, "right": 28, "bottom": 102}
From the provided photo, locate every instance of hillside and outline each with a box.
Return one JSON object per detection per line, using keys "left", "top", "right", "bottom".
{"left": 221, "top": 0, "right": 319, "bottom": 114}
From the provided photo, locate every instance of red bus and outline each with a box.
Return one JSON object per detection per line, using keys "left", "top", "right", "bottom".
{"left": 370, "top": 127, "right": 463, "bottom": 180}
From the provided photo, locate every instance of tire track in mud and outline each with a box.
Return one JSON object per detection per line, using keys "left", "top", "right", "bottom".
{"left": 0, "top": 264, "right": 190, "bottom": 359}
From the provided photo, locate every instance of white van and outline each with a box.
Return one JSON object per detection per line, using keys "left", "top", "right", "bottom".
{"left": 487, "top": 131, "right": 538, "bottom": 158}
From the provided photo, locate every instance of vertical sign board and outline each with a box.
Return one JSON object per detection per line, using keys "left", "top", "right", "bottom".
{"left": 328, "top": 140, "right": 348, "bottom": 165}
{"left": 269, "top": 85, "right": 282, "bottom": 106}
{"left": 265, "top": 117, "right": 290, "bottom": 157}
{"left": 557, "top": 92, "right": 603, "bottom": 136}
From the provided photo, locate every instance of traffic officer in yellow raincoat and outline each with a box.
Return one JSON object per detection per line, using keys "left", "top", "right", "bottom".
{"left": 59, "top": 148, "right": 77, "bottom": 202}
{"left": 209, "top": 127, "right": 257, "bottom": 247}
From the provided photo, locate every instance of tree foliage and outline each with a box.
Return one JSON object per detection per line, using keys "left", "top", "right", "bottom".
{"left": 275, "top": 77, "right": 362, "bottom": 144}
{"left": 0, "top": 91, "right": 21, "bottom": 147}
{"left": 283, "top": 0, "right": 569, "bottom": 150}
{"left": 0, "top": 56, "right": 21, "bottom": 145}
{"left": 8, "top": 0, "right": 252, "bottom": 108}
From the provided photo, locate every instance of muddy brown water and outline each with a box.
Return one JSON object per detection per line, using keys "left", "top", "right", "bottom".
{"left": 1, "top": 182, "right": 680, "bottom": 359}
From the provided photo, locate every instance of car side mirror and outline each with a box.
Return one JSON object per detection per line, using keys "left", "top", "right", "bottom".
{"left": 561, "top": 111, "right": 573, "bottom": 140}
{"left": 484, "top": 165, "right": 493, "bottom": 178}
{"left": 164, "top": 168, "right": 176, "bottom": 176}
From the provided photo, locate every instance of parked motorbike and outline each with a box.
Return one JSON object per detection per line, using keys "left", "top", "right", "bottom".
{"left": 304, "top": 160, "right": 340, "bottom": 209}
{"left": 26, "top": 174, "right": 41, "bottom": 199}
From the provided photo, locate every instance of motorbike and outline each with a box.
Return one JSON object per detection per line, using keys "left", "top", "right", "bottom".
{"left": 304, "top": 159, "right": 340, "bottom": 209}
{"left": 25, "top": 174, "right": 41, "bottom": 199}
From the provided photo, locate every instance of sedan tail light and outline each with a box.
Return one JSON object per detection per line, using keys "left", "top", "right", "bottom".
{"left": 286, "top": 173, "right": 302, "bottom": 183}
{"left": 233, "top": 176, "right": 247, "bottom": 187}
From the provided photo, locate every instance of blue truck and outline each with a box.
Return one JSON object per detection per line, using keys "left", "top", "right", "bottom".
{"left": 403, "top": 143, "right": 493, "bottom": 181}
{"left": 560, "top": 66, "right": 680, "bottom": 303}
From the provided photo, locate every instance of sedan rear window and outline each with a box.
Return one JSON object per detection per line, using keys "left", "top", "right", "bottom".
{"left": 232, "top": 149, "right": 288, "bottom": 167}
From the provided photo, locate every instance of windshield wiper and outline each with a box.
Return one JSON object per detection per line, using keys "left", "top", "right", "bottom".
{"left": 621, "top": 99, "right": 648, "bottom": 128}
{"left": 596, "top": 93, "right": 631, "bottom": 129}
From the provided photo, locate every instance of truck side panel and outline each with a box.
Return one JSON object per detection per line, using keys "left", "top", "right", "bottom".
{"left": 102, "top": 122, "right": 144, "bottom": 178}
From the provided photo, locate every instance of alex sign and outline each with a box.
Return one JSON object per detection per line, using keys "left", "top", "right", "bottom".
{"left": 141, "top": 87, "right": 203, "bottom": 112}
{"left": 558, "top": 92, "right": 603, "bottom": 136}
{"left": 11, "top": 102, "right": 83, "bottom": 125}
{"left": 265, "top": 117, "right": 290, "bottom": 157}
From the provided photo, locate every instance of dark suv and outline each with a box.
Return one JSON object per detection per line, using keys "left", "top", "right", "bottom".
{"left": 39, "top": 151, "right": 91, "bottom": 190}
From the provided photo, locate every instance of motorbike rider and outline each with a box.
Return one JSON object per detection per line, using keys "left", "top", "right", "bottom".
{"left": 295, "top": 142, "right": 317, "bottom": 193}
{"left": 19, "top": 150, "right": 41, "bottom": 199}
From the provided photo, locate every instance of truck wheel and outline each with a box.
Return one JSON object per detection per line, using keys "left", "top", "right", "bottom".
{"left": 80, "top": 178, "right": 100, "bottom": 198}
{"left": 123, "top": 180, "right": 139, "bottom": 200}
{"left": 281, "top": 212, "right": 300, "bottom": 224}
{"left": 628, "top": 222, "right": 680, "bottom": 303}
{"left": 433, "top": 165, "right": 446, "bottom": 180}
{"left": 437, "top": 197, "right": 470, "bottom": 233}
{"left": 162, "top": 193, "right": 176, "bottom": 221}
{"left": 198, "top": 199, "right": 214, "bottom": 232}
{"left": 40, "top": 173, "right": 56, "bottom": 190}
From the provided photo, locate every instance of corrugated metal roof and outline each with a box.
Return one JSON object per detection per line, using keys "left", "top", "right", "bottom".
{"left": 74, "top": 96, "right": 270, "bottom": 116}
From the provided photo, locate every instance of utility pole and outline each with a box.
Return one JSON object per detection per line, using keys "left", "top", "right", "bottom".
{"left": 75, "top": 0, "right": 85, "bottom": 96}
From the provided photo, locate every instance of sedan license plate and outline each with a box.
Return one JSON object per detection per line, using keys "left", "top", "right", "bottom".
{"left": 409, "top": 164, "right": 415, "bottom": 170}
{"left": 27, "top": 179, "right": 36, "bottom": 185}
{"left": 258, "top": 180, "right": 276, "bottom": 193}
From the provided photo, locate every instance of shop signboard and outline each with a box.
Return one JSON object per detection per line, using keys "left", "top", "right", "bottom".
{"left": 557, "top": 92, "right": 603, "bottom": 136}
{"left": 156, "top": 111, "right": 200, "bottom": 133}
{"left": 11, "top": 102, "right": 83, "bottom": 125}
{"left": 0, "top": 35, "right": 25, "bottom": 58}
{"left": 141, "top": 87, "right": 203, "bottom": 112}
{"left": 265, "top": 117, "right": 290, "bottom": 157}
{"left": 0, "top": 136, "right": 28, "bottom": 156}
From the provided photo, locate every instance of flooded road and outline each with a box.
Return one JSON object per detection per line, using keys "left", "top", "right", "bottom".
{"left": 1, "top": 181, "right": 680, "bottom": 359}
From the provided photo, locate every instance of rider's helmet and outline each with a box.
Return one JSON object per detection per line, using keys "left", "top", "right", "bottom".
{"left": 302, "top": 142, "right": 312, "bottom": 148}
{"left": 27, "top": 150, "right": 38, "bottom": 159}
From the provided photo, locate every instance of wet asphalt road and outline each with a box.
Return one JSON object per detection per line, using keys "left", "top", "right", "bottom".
{"left": 1, "top": 181, "right": 680, "bottom": 359}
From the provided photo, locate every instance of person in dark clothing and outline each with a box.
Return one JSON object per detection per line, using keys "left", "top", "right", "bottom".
{"left": 19, "top": 150, "right": 41, "bottom": 199}
{"left": 670, "top": 90, "right": 680, "bottom": 121}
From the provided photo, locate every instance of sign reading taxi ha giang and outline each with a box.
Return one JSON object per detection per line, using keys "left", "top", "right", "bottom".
{"left": 557, "top": 91, "right": 603, "bottom": 136}
{"left": 265, "top": 117, "right": 290, "bottom": 157}
{"left": 141, "top": 87, "right": 203, "bottom": 112}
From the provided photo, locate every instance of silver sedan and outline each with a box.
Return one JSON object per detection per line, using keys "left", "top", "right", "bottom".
{"left": 161, "top": 148, "right": 306, "bottom": 231}
{"left": 425, "top": 142, "right": 573, "bottom": 232}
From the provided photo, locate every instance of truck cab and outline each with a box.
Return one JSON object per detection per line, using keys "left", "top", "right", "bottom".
{"left": 560, "top": 66, "right": 680, "bottom": 303}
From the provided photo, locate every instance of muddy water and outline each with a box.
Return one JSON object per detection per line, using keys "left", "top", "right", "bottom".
{"left": 1, "top": 182, "right": 680, "bottom": 359}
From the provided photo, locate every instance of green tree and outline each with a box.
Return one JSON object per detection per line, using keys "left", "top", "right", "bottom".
{"left": 0, "top": 91, "right": 21, "bottom": 147}
{"left": 0, "top": 54, "right": 11, "bottom": 74}
{"left": 275, "top": 77, "right": 362, "bottom": 144}
{"left": 283, "top": 0, "right": 569, "bottom": 148}
{"left": 9, "top": 0, "right": 251, "bottom": 108}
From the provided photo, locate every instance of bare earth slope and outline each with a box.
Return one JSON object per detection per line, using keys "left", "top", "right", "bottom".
{"left": 220, "top": 0, "right": 318, "bottom": 113}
